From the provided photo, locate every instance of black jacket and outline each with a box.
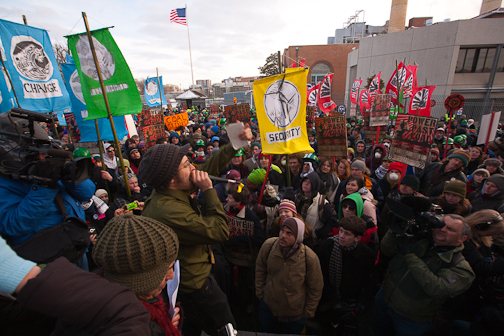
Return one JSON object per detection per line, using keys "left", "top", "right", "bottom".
{"left": 416, "top": 162, "right": 467, "bottom": 201}
{"left": 468, "top": 174, "right": 504, "bottom": 213}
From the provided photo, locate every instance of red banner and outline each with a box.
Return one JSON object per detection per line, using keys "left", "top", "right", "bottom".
{"left": 409, "top": 85, "right": 436, "bottom": 117}
{"left": 359, "top": 89, "right": 370, "bottom": 110}
{"left": 318, "top": 74, "right": 337, "bottom": 113}
{"left": 403, "top": 65, "right": 417, "bottom": 98}
{"left": 350, "top": 79, "right": 362, "bottom": 104}
{"left": 385, "top": 62, "right": 407, "bottom": 103}
{"left": 308, "top": 82, "right": 320, "bottom": 107}
{"left": 368, "top": 73, "right": 381, "bottom": 97}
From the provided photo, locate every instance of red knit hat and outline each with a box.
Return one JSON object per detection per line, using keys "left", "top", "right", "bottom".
{"left": 388, "top": 161, "right": 404, "bottom": 173}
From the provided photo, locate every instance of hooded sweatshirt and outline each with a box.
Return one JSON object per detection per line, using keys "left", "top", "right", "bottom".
{"left": 469, "top": 174, "right": 504, "bottom": 213}
{"left": 337, "top": 193, "right": 378, "bottom": 250}
{"left": 354, "top": 140, "right": 367, "bottom": 160}
{"left": 366, "top": 144, "right": 387, "bottom": 172}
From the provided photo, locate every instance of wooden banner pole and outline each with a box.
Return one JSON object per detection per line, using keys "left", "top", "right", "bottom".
{"left": 484, "top": 111, "right": 496, "bottom": 154}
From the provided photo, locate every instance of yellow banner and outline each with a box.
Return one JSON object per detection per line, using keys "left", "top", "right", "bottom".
{"left": 253, "top": 68, "right": 313, "bottom": 155}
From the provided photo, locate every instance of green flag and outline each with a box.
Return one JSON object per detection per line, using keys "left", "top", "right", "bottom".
{"left": 67, "top": 28, "right": 141, "bottom": 120}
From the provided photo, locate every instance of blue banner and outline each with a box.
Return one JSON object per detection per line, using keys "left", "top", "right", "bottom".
{"left": 144, "top": 76, "right": 169, "bottom": 107}
{"left": 0, "top": 65, "right": 17, "bottom": 113}
{"left": 61, "top": 58, "right": 128, "bottom": 142}
{"left": 0, "top": 19, "right": 71, "bottom": 113}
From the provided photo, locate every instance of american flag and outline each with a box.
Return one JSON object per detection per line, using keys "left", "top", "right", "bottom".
{"left": 170, "top": 8, "right": 187, "bottom": 25}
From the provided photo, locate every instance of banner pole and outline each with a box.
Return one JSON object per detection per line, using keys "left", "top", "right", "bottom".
{"left": 186, "top": 4, "right": 195, "bottom": 87}
{"left": 286, "top": 155, "right": 291, "bottom": 187}
{"left": 484, "top": 111, "right": 496, "bottom": 154}
{"left": 376, "top": 126, "right": 380, "bottom": 145}
{"left": 82, "top": 12, "right": 131, "bottom": 198}
{"left": 22, "top": 15, "right": 27, "bottom": 25}
{"left": 443, "top": 108, "right": 454, "bottom": 159}
{"left": 157, "top": 67, "right": 163, "bottom": 114}
{"left": 395, "top": 60, "right": 402, "bottom": 115}
{"left": 0, "top": 50, "right": 21, "bottom": 107}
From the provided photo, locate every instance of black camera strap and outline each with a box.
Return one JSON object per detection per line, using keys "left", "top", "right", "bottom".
{"left": 54, "top": 191, "right": 68, "bottom": 220}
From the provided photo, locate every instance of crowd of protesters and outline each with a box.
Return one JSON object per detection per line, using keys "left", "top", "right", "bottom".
{"left": 1, "top": 106, "right": 504, "bottom": 336}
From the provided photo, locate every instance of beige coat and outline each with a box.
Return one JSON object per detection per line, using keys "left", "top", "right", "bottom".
{"left": 255, "top": 237, "right": 323, "bottom": 319}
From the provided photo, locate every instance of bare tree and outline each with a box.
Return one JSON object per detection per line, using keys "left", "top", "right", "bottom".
{"left": 53, "top": 43, "right": 69, "bottom": 82}
{"left": 134, "top": 78, "right": 146, "bottom": 95}
{"left": 258, "top": 53, "right": 280, "bottom": 77}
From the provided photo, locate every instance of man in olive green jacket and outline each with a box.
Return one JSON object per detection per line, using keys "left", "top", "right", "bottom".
{"left": 372, "top": 214, "right": 475, "bottom": 336}
{"left": 139, "top": 126, "right": 253, "bottom": 336}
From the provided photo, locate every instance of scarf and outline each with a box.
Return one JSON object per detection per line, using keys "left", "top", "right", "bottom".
{"left": 328, "top": 234, "right": 358, "bottom": 299}
{"left": 317, "top": 169, "right": 339, "bottom": 197}
{"left": 374, "top": 165, "right": 388, "bottom": 180}
{"left": 141, "top": 296, "right": 181, "bottom": 336}
{"left": 103, "top": 154, "right": 117, "bottom": 170}
{"left": 294, "top": 192, "right": 313, "bottom": 220}
{"left": 300, "top": 162, "right": 314, "bottom": 178}
{"left": 227, "top": 204, "right": 244, "bottom": 216}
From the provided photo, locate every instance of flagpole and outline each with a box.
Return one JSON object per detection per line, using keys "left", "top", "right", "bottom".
{"left": 94, "top": 119, "right": 111, "bottom": 197}
{"left": 82, "top": 12, "right": 131, "bottom": 198}
{"left": 186, "top": 4, "right": 194, "bottom": 87}
{"left": 0, "top": 51, "right": 21, "bottom": 107}
{"left": 157, "top": 67, "right": 163, "bottom": 114}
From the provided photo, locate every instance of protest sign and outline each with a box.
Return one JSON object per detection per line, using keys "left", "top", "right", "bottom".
{"left": 210, "top": 105, "right": 220, "bottom": 113}
{"left": 315, "top": 116, "right": 348, "bottom": 157}
{"left": 349, "top": 103, "right": 357, "bottom": 117}
{"left": 225, "top": 103, "right": 250, "bottom": 123}
{"left": 164, "top": 113, "right": 189, "bottom": 130}
{"left": 363, "top": 112, "right": 386, "bottom": 141}
{"left": 63, "top": 113, "right": 81, "bottom": 142}
{"left": 227, "top": 214, "right": 254, "bottom": 239}
{"left": 138, "top": 109, "right": 164, "bottom": 127}
{"left": 369, "top": 94, "right": 391, "bottom": 126}
{"left": 306, "top": 105, "right": 315, "bottom": 123}
{"left": 389, "top": 114, "right": 437, "bottom": 169}
{"left": 477, "top": 111, "right": 501, "bottom": 146}
{"left": 142, "top": 124, "right": 165, "bottom": 148}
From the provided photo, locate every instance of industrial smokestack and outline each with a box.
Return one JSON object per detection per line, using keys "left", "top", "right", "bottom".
{"left": 389, "top": 0, "right": 408, "bottom": 34}
{"left": 480, "top": 0, "right": 502, "bottom": 15}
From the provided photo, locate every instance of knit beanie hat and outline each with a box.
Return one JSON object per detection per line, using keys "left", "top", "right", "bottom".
{"left": 281, "top": 217, "right": 305, "bottom": 246}
{"left": 247, "top": 169, "right": 266, "bottom": 185}
{"left": 473, "top": 168, "right": 490, "bottom": 177}
{"left": 448, "top": 150, "right": 471, "bottom": 167}
{"left": 430, "top": 147, "right": 440, "bottom": 155}
{"left": 95, "top": 189, "right": 108, "bottom": 198}
{"left": 93, "top": 213, "right": 179, "bottom": 295}
{"left": 388, "top": 162, "right": 404, "bottom": 173}
{"left": 483, "top": 158, "right": 502, "bottom": 168}
{"left": 138, "top": 143, "right": 190, "bottom": 190}
{"left": 118, "top": 172, "right": 137, "bottom": 189}
{"left": 400, "top": 174, "right": 420, "bottom": 191}
{"left": 443, "top": 180, "right": 467, "bottom": 198}
{"left": 210, "top": 126, "right": 219, "bottom": 134}
{"left": 251, "top": 142, "right": 261, "bottom": 149}
{"left": 278, "top": 199, "right": 297, "bottom": 214}
{"left": 351, "top": 160, "right": 366, "bottom": 173}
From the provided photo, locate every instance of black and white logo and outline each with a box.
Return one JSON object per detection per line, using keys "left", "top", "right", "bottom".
{"left": 338, "top": 105, "right": 346, "bottom": 114}
{"left": 11, "top": 36, "right": 52, "bottom": 81}
{"left": 412, "top": 88, "right": 429, "bottom": 110}
{"left": 145, "top": 80, "right": 158, "bottom": 96}
{"left": 264, "top": 79, "right": 300, "bottom": 128}
{"left": 76, "top": 35, "right": 115, "bottom": 81}
{"left": 70, "top": 70, "right": 85, "bottom": 104}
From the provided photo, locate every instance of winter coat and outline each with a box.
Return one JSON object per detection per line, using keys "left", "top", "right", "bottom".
{"left": 255, "top": 237, "right": 323, "bottom": 319}
{"left": 316, "top": 169, "right": 340, "bottom": 204}
{"left": 335, "top": 175, "right": 385, "bottom": 210}
{"left": 468, "top": 174, "right": 504, "bottom": 213}
{"left": 142, "top": 143, "right": 237, "bottom": 294}
{"left": 0, "top": 176, "right": 95, "bottom": 245}
{"left": 416, "top": 162, "right": 467, "bottom": 201}
{"left": 366, "top": 144, "right": 387, "bottom": 172}
{"left": 381, "top": 231, "right": 475, "bottom": 323}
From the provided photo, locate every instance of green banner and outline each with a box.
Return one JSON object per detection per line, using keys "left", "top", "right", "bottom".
{"left": 67, "top": 28, "right": 141, "bottom": 120}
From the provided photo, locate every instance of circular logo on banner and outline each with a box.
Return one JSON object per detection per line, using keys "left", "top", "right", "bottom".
{"left": 337, "top": 105, "right": 346, "bottom": 114}
{"left": 70, "top": 70, "right": 85, "bottom": 104}
{"left": 11, "top": 36, "right": 53, "bottom": 81}
{"left": 444, "top": 94, "right": 465, "bottom": 111}
{"left": 264, "top": 79, "right": 300, "bottom": 128}
{"left": 76, "top": 35, "right": 115, "bottom": 81}
{"left": 145, "top": 81, "right": 158, "bottom": 96}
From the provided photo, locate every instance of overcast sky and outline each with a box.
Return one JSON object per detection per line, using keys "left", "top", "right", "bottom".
{"left": 1, "top": 0, "right": 482, "bottom": 90}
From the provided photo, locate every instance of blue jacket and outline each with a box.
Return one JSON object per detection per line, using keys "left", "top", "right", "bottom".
{"left": 0, "top": 176, "right": 95, "bottom": 245}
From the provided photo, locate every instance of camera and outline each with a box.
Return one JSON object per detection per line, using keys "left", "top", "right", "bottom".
{"left": 0, "top": 108, "right": 92, "bottom": 185}
{"left": 385, "top": 196, "right": 446, "bottom": 237}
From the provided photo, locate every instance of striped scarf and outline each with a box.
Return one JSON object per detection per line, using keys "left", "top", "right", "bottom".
{"left": 328, "top": 234, "right": 358, "bottom": 299}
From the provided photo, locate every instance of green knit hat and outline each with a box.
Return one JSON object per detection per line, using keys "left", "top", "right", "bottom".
{"left": 93, "top": 213, "right": 179, "bottom": 295}
{"left": 247, "top": 169, "right": 266, "bottom": 185}
{"left": 443, "top": 180, "right": 467, "bottom": 198}
{"left": 448, "top": 150, "right": 471, "bottom": 167}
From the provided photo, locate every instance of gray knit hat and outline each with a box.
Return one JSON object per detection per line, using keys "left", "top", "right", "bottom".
{"left": 138, "top": 143, "right": 190, "bottom": 190}
{"left": 93, "top": 213, "right": 179, "bottom": 295}
{"left": 351, "top": 160, "right": 366, "bottom": 173}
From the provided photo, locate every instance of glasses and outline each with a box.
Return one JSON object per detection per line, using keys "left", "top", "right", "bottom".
{"left": 107, "top": 149, "right": 114, "bottom": 153}
{"left": 342, "top": 205, "right": 355, "bottom": 211}
{"left": 178, "top": 159, "right": 193, "bottom": 170}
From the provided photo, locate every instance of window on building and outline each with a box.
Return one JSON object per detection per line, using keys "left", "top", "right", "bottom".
{"left": 455, "top": 47, "right": 503, "bottom": 73}
{"left": 311, "top": 63, "right": 331, "bottom": 85}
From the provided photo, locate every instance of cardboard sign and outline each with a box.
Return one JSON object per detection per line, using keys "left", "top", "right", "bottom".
{"left": 363, "top": 112, "right": 386, "bottom": 141}
{"left": 369, "top": 94, "right": 391, "bottom": 126}
{"left": 210, "top": 105, "right": 220, "bottom": 113}
{"left": 63, "top": 113, "right": 81, "bottom": 142}
{"left": 164, "top": 113, "right": 189, "bottom": 130}
{"left": 138, "top": 109, "right": 164, "bottom": 127}
{"left": 142, "top": 124, "right": 165, "bottom": 148}
{"left": 226, "top": 214, "right": 254, "bottom": 239}
{"left": 349, "top": 103, "right": 357, "bottom": 117}
{"left": 315, "top": 116, "right": 348, "bottom": 157}
{"left": 389, "top": 114, "right": 438, "bottom": 169}
{"left": 224, "top": 103, "right": 250, "bottom": 123}
{"left": 306, "top": 105, "right": 315, "bottom": 123}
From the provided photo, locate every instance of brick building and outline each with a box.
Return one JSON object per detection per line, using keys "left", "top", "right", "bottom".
{"left": 283, "top": 44, "right": 358, "bottom": 104}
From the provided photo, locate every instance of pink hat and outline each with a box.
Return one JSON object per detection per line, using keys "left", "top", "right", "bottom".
{"left": 278, "top": 199, "right": 297, "bottom": 214}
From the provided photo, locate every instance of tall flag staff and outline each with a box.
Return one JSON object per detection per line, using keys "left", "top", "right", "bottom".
{"left": 170, "top": 6, "right": 194, "bottom": 87}
{"left": 157, "top": 67, "right": 163, "bottom": 113}
{"left": 80, "top": 12, "right": 131, "bottom": 197}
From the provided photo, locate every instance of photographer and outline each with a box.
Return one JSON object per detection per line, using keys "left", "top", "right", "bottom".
{"left": 372, "top": 212, "right": 475, "bottom": 336}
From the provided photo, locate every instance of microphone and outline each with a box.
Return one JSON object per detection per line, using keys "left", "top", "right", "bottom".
{"left": 209, "top": 175, "right": 239, "bottom": 184}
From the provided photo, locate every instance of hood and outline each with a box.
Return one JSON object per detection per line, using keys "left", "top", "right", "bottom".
{"left": 354, "top": 139, "right": 366, "bottom": 151}
{"left": 303, "top": 171, "right": 321, "bottom": 194}
{"left": 338, "top": 192, "right": 364, "bottom": 219}
{"left": 373, "top": 144, "right": 387, "bottom": 157}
